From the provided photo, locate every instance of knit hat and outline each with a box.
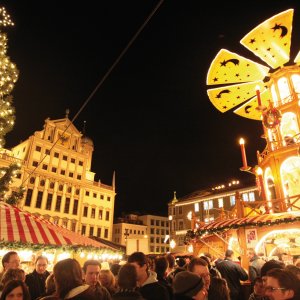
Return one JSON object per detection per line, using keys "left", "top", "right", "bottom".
{"left": 260, "top": 259, "right": 285, "bottom": 277}
{"left": 173, "top": 271, "right": 204, "bottom": 297}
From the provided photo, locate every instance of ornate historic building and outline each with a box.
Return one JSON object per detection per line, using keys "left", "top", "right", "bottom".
{"left": 0, "top": 113, "right": 116, "bottom": 240}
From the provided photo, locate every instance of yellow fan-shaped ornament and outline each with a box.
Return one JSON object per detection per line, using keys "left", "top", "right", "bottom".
{"left": 207, "top": 81, "right": 266, "bottom": 113}
{"left": 206, "top": 49, "right": 269, "bottom": 85}
{"left": 240, "top": 9, "right": 293, "bottom": 69}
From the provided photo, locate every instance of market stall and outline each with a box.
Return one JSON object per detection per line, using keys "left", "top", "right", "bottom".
{"left": 0, "top": 201, "right": 124, "bottom": 271}
{"left": 186, "top": 211, "right": 300, "bottom": 267}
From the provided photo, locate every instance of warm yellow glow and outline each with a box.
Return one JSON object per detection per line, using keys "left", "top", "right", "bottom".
{"left": 187, "top": 211, "right": 192, "bottom": 220}
{"left": 188, "top": 244, "right": 193, "bottom": 253}
{"left": 168, "top": 215, "right": 173, "bottom": 220}
{"left": 239, "top": 138, "right": 245, "bottom": 145}
{"left": 256, "top": 167, "right": 263, "bottom": 175}
{"left": 170, "top": 239, "right": 176, "bottom": 249}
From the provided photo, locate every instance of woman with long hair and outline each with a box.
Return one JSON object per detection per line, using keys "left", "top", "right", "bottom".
{"left": 0, "top": 280, "right": 30, "bottom": 300}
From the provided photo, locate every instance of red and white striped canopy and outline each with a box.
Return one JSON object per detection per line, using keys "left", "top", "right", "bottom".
{"left": 0, "top": 202, "right": 114, "bottom": 250}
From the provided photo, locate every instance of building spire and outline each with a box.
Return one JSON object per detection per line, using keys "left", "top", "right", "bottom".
{"left": 112, "top": 170, "right": 116, "bottom": 191}
{"left": 171, "top": 191, "right": 178, "bottom": 203}
{"left": 65, "top": 108, "right": 70, "bottom": 118}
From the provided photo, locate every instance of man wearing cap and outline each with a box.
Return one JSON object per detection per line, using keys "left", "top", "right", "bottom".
{"left": 128, "top": 251, "right": 170, "bottom": 300}
{"left": 173, "top": 270, "right": 207, "bottom": 300}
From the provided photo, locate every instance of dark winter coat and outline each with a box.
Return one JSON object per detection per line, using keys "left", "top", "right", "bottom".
{"left": 25, "top": 270, "right": 50, "bottom": 300}
{"left": 216, "top": 258, "right": 248, "bottom": 300}
{"left": 112, "top": 288, "right": 145, "bottom": 300}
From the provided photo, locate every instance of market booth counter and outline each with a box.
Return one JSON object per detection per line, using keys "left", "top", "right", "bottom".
{"left": 0, "top": 201, "right": 124, "bottom": 272}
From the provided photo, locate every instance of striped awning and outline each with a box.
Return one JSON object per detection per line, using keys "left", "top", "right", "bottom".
{"left": 0, "top": 202, "right": 115, "bottom": 250}
{"left": 200, "top": 211, "right": 300, "bottom": 231}
{"left": 0, "top": 201, "right": 73, "bottom": 245}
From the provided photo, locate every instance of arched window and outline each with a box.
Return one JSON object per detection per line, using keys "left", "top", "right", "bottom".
{"left": 280, "top": 112, "right": 299, "bottom": 145}
{"left": 278, "top": 77, "right": 291, "bottom": 104}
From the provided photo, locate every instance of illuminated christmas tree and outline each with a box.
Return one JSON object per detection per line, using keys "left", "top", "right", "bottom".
{"left": 0, "top": 6, "right": 24, "bottom": 205}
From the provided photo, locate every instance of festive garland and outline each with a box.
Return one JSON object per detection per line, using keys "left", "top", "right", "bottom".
{"left": 0, "top": 240, "right": 124, "bottom": 256}
{"left": 262, "top": 107, "right": 282, "bottom": 129}
{"left": 184, "top": 216, "right": 300, "bottom": 244}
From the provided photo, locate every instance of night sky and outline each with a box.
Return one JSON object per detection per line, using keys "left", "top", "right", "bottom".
{"left": 2, "top": 1, "right": 300, "bottom": 217}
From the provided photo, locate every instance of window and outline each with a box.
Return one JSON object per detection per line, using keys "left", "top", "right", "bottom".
{"left": 89, "top": 227, "right": 94, "bottom": 236}
{"left": 91, "top": 208, "right": 96, "bottom": 218}
{"left": 29, "top": 177, "right": 35, "bottom": 184}
{"left": 249, "top": 192, "right": 255, "bottom": 202}
{"left": 35, "top": 191, "right": 43, "bottom": 208}
{"left": 49, "top": 182, "right": 55, "bottom": 189}
{"left": 63, "top": 155, "right": 67, "bottom": 161}
{"left": 156, "top": 220, "right": 160, "bottom": 226}
{"left": 156, "top": 229, "right": 160, "bottom": 234}
{"left": 40, "top": 179, "right": 45, "bottom": 186}
{"left": 64, "top": 198, "right": 70, "bottom": 214}
{"left": 42, "top": 164, "right": 47, "bottom": 170}
{"left": 178, "top": 221, "right": 183, "bottom": 230}
{"left": 85, "top": 191, "right": 90, "bottom": 196}
{"left": 242, "top": 193, "right": 249, "bottom": 202}
{"left": 46, "top": 194, "right": 52, "bottom": 210}
{"left": 83, "top": 207, "right": 88, "bottom": 217}
{"left": 97, "top": 228, "right": 101, "bottom": 237}
{"left": 62, "top": 220, "right": 68, "bottom": 228}
{"left": 230, "top": 195, "right": 236, "bottom": 206}
{"left": 32, "top": 161, "right": 38, "bottom": 167}
{"left": 81, "top": 225, "right": 86, "bottom": 235}
{"left": 54, "top": 152, "right": 59, "bottom": 158}
{"left": 98, "top": 210, "right": 103, "bottom": 220}
{"left": 45, "top": 149, "right": 50, "bottom": 155}
{"left": 77, "top": 174, "right": 82, "bottom": 180}
{"left": 105, "top": 211, "right": 110, "bottom": 221}
{"left": 71, "top": 222, "right": 76, "bottom": 232}
{"left": 73, "top": 199, "right": 78, "bottom": 215}
{"left": 161, "top": 221, "right": 165, "bottom": 227}
{"left": 51, "top": 167, "right": 57, "bottom": 173}
{"left": 35, "top": 146, "right": 41, "bottom": 152}
{"left": 150, "top": 237, "right": 154, "bottom": 243}
{"left": 55, "top": 196, "right": 62, "bottom": 212}
{"left": 104, "top": 228, "right": 108, "bottom": 238}
{"left": 100, "top": 195, "right": 104, "bottom": 200}
{"left": 75, "top": 189, "right": 80, "bottom": 195}
{"left": 67, "top": 187, "right": 72, "bottom": 193}
{"left": 178, "top": 207, "right": 182, "bottom": 215}
{"left": 203, "top": 200, "right": 213, "bottom": 210}
{"left": 61, "top": 170, "right": 66, "bottom": 175}
{"left": 150, "top": 228, "right": 154, "bottom": 234}
{"left": 156, "top": 237, "right": 159, "bottom": 243}
{"left": 71, "top": 158, "right": 75, "bottom": 163}
{"left": 93, "top": 193, "right": 97, "bottom": 198}
{"left": 79, "top": 161, "right": 83, "bottom": 166}
{"left": 68, "top": 172, "right": 73, "bottom": 178}
{"left": 151, "top": 219, "right": 154, "bottom": 226}
{"left": 58, "top": 184, "right": 63, "bottom": 191}
{"left": 218, "top": 198, "right": 224, "bottom": 208}
{"left": 25, "top": 189, "right": 33, "bottom": 206}
{"left": 195, "top": 202, "right": 199, "bottom": 212}
{"left": 107, "top": 196, "right": 111, "bottom": 201}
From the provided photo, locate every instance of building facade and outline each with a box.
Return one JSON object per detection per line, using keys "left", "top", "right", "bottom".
{"left": 0, "top": 114, "right": 115, "bottom": 240}
{"left": 139, "top": 214, "right": 170, "bottom": 254}
{"left": 168, "top": 182, "right": 261, "bottom": 254}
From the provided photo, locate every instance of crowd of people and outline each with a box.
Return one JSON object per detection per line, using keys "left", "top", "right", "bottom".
{"left": 0, "top": 249, "right": 299, "bottom": 300}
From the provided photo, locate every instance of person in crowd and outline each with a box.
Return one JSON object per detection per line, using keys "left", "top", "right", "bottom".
{"left": 154, "top": 256, "right": 173, "bottom": 300}
{"left": 0, "top": 280, "right": 30, "bottom": 300}
{"left": 293, "top": 258, "right": 300, "bottom": 267}
{"left": 248, "top": 277, "right": 268, "bottom": 300}
{"left": 215, "top": 249, "right": 248, "bottom": 300}
{"left": 25, "top": 255, "right": 50, "bottom": 300}
{"left": 165, "top": 254, "right": 176, "bottom": 277}
{"left": 207, "top": 277, "right": 230, "bottom": 300}
{"left": 127, "top": 251, "right": 169, "bottom": 300}
{"left": 166, "top": 256, "right": 185, "bottom": 285}
{"left": 54, "top": 258, "right": 106, "bottom": 300}
{"left": 247, "top": 248, "right": 265, "bottom": 287}
{"left": 37, "top": 273, "right": 56, "bottom": 300}
{"left": 110, "top": 263, "right": 121, "bottom": 282}
{"left": 264, "top": 268, "right": 300, "bottom": 300}
{"left": 260, "top": 259, "right": 285, "bottom": 286}
{"left": 99, "top": 269, "right": 117, "bottom": 296}
{"left": 199, "top": 255, "right": 221, "bottom": 278}
{"left": 82, "top": 259, "right": 111, "bottom": 300}
{"left": 187, "top": 257, "right": 211, "bottom": 291}
{"left": 112, "top": 263, "right": 144, "bottom": 300}
{"left": 0, "top": 252, "right": 21, "bottom": 282}
{"left": 285, "top": 265, "right": 300, "bottom": 280}
{"left": 173, "top": 270, "right": 207, "bottom": 300}
{"left": 0, "top": 268, "right": 26, "bottom": 291}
